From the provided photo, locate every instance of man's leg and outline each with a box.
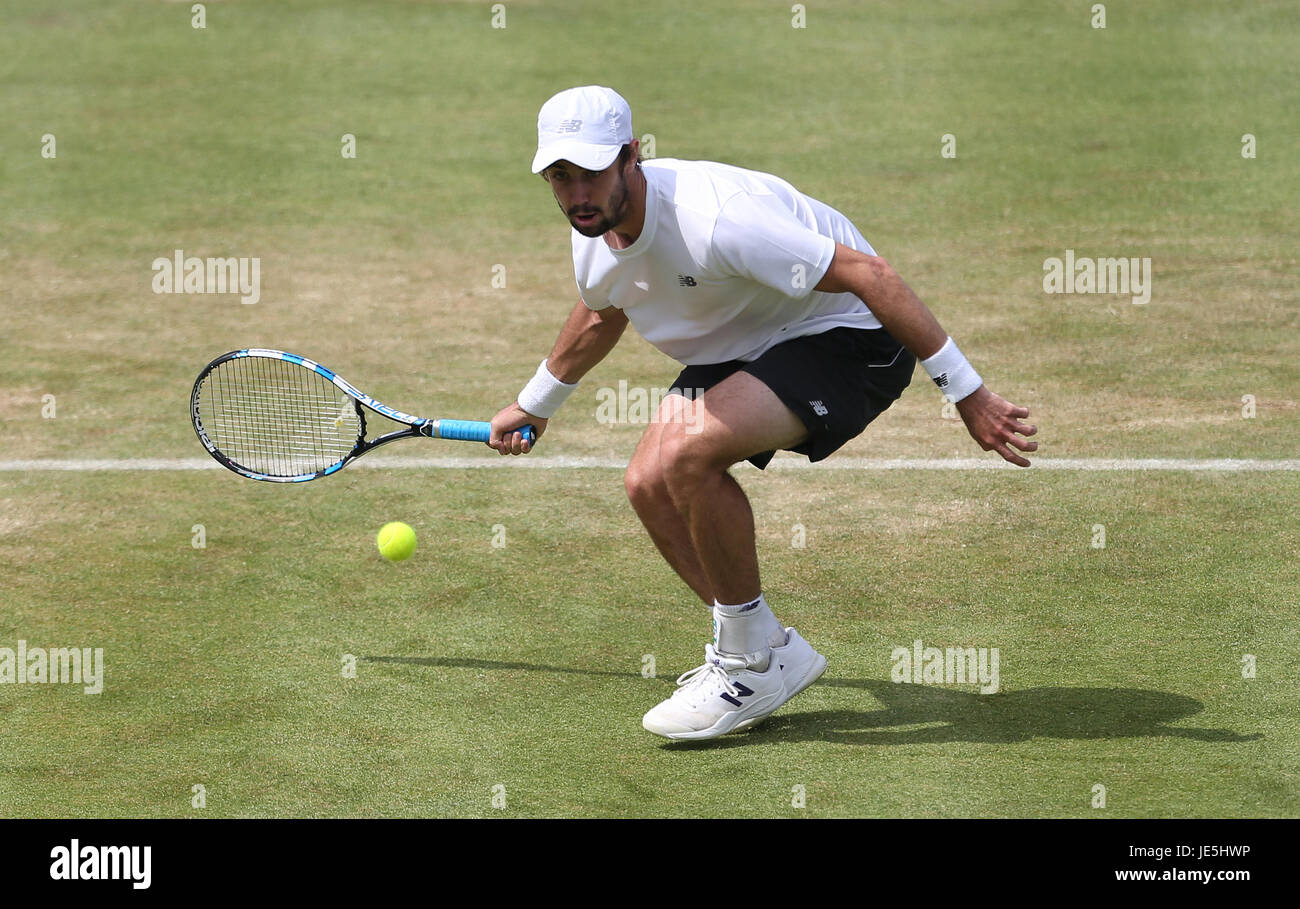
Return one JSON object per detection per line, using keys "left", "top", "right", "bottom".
{"left": 634, "top": 372, "right": 827, "bottom": 740}
{"left": 653, "top": 371, "right": 807, "bottom": 605}
{"left": 624, "top": 376, "right": 806, "bottom": 604}
{"left": 639, "top": 371, "right": 813, "bottom": 665}
{"left": 624, "top": 414, "right": 713, "bottom": 606}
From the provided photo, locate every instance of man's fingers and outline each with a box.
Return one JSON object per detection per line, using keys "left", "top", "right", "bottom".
{"left": 995, "top": 443, "right": 1031, "bottom": 467}
{"left": 495, "top": 428, "right": 533, "bottom": 455}
{"left": 965, "top": 394, "right": 1036, "bottom": 466}
{"left": 491, "top": 429, "right": 519, "bottom": 455}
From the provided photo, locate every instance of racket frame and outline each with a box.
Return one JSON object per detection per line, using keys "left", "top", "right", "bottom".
{"left": 191, "top": 348, "right": 521, "bottom": 483}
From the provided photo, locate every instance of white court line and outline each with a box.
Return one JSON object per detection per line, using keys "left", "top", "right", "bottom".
{"left": 1, "top": 457, "right": 1298, "bottom": 472}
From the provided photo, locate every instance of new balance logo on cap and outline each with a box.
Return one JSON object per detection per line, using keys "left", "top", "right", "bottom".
{"left": 531, "top": 85, "right": 634, "bottom": 175}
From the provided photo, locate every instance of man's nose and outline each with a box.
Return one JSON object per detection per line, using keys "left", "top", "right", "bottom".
{"left": 569, "top": 175, "right": 593, "bottom": 203}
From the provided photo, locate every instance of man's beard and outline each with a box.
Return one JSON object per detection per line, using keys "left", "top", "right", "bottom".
{"left": 566, "top": 172, "right": 629, "bottom": 238}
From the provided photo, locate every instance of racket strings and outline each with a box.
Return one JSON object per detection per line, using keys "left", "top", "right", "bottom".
{"left": 199, "top": 356, "right": 363, "bottom": 476}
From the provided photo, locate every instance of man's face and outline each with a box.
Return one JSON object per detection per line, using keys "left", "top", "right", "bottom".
{"left": 542, "top": 154, "right": 632, "bottom": 238}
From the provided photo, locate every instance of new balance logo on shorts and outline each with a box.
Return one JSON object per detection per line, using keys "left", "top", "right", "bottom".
{"left": 720, "top": 682, "right": 755, "bottom": 707}
{"left": 810, "top": 400, "right": 829, "bottom": 416}
{"left": 677, "top": 274, "right": 697, "bottom": 287}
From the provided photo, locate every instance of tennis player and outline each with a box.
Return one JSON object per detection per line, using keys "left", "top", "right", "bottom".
{"left": 490, "top": 86, "right": 1037, "bottom": 740}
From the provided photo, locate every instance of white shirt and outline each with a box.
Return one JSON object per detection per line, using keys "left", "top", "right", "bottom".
{"left": 572, "top": 158, "right": 882, "bottom": 365}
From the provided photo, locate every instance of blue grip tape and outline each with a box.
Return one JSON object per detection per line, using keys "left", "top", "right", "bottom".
{"left": 438, "top": 420, "right": 536, "bottom": 445}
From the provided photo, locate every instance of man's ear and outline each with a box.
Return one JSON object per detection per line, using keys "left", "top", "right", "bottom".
{"left": 624, "top": 138, "right": 641, "bottom": 173}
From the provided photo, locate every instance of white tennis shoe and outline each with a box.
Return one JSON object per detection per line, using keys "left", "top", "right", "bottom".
{"left": 642, "top": 644, "right": 786, "bottom": 740}
{"left": 732, "top": 627, "right": 827, "bottom": 732}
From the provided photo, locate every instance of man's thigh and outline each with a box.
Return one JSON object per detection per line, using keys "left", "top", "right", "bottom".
{"left": 668, "top": 327, "right": 915, "bottom": 468}
{"left": 657, "top": 371, "right": 808, "bottom": 470}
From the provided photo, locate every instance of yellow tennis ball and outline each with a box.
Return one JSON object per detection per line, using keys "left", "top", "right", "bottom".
{"left": 376, "top": 521, "right": 417, "bottom": 562}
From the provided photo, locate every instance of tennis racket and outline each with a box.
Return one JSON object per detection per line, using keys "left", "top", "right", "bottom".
{"left": 191, "top": 349, "right": 535, "bottom": 482}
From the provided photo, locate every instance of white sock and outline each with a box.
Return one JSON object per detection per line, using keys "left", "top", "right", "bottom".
{"left": 712, "top": 594, "right": 787, "bottom": 667}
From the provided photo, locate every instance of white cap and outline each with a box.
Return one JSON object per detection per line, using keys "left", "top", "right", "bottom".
{"left": 531, "top": 85, "right": 633, "bottom": 174}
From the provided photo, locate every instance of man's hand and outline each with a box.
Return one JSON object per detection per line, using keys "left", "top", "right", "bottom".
{"left": 489, "top": 402, "right": 547, "bottom": 455}
{"left": 954, "top": 386, "right": 1038, "bottom": 467}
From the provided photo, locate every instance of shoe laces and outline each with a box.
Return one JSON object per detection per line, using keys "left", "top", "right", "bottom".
{"left": 673, "top": 647, "right": 744, "bottom": 708}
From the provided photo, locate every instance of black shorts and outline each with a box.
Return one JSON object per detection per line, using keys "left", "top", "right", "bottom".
{"left": 667, "top": 326, "right": 915, "bottom": 469}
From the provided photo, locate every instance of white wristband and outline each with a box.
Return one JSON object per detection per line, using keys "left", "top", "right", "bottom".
{"left": 517, "top": 359, "right": 578, "bottom": 419}
{"left": 921, "top": 337, "right": 983, "bottom": 403}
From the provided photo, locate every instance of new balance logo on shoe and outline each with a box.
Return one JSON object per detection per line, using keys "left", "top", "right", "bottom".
{"left": 720, "top": 682, "right": 755, "bottom": 707}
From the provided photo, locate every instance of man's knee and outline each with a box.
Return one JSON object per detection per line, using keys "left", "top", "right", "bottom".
{"left": 624, "top": 456, "right": 668, "bottom": 510}
{"left": 658, "top": 424, "right": 731, "bottom": 500}
{"left": 625, "top": 424, "right": 673, "bottom": 509}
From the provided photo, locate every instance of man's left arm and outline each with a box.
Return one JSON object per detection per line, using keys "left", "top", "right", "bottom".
{"left": 815, "top": 243, "right": 1038, "bottom": 467}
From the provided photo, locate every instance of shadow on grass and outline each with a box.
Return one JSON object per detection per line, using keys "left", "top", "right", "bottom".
{"left": 365, "top": 657, "right": 1261, "bottom": 750}
{"left": 665, "top": 679, "right": 1263, "bottom": 750}
{"left": 365, "top": 654, "right": 633, "bottom": 680}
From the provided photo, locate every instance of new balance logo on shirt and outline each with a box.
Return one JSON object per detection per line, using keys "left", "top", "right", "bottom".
{"left": 810, "top": 400, "right": 829, "bottom": 416}
{"left": 677, "top": 274, "right": 697, "bottom": 287}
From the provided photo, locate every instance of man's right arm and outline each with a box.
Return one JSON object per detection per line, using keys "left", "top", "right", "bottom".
{"left": 545, "top": 300, "right": 629, "bottom": 383}
{"left": 490, "top": 301, "right": 629, "bottom": 454}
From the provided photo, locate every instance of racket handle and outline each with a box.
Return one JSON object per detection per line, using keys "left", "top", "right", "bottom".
{"left": 434, "top": 420, "right": 536, "bottom": 446}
